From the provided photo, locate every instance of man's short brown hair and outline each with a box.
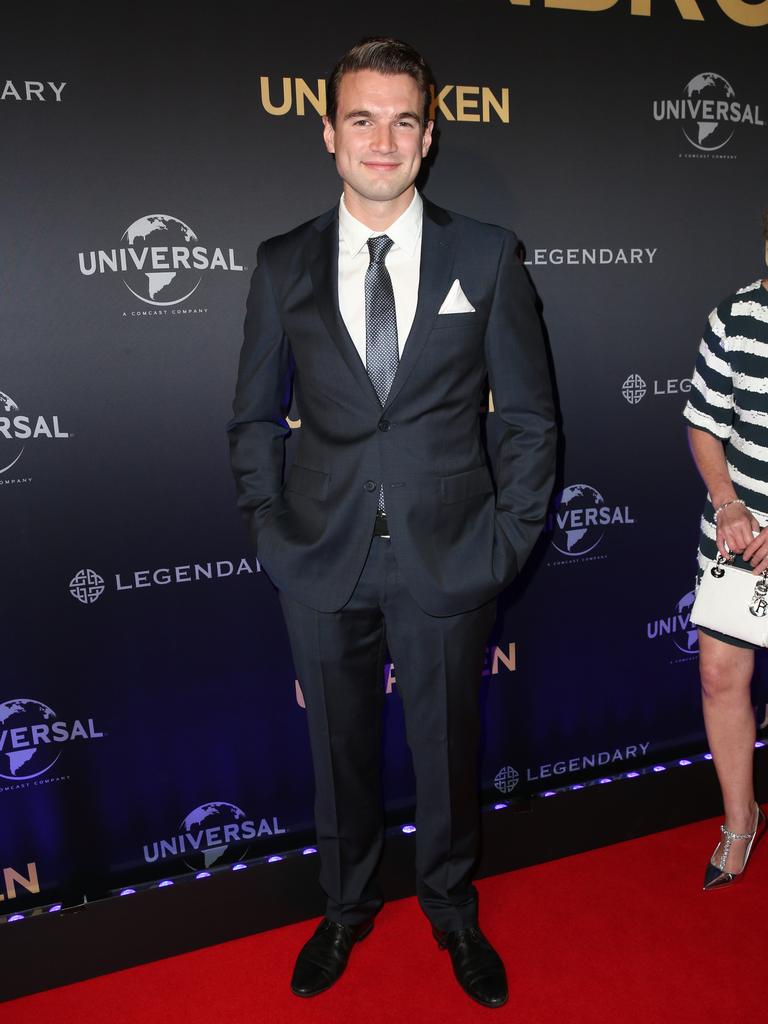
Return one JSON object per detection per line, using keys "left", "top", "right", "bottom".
{"left": 326, "top": 37, "right": 433, "bottom": 127}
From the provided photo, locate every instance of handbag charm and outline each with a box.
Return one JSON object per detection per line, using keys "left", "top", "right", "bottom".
{"left": 750, "top": 575, "right": 768, "bottom": 617}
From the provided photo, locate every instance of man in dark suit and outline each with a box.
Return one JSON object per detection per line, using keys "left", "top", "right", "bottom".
{"left": 229, "top": 37, "right": 556, "bottom": 1009}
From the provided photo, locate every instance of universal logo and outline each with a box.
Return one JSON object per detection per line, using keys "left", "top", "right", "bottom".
{"left": 621, "top": 373, "right": 692, "bottom": 405}
{"left": 142, "top": 801, "right": 287, "bottom": 871}
{"left": 653, "top": 73, "right": 764, "bottom": 159}
{"left": 647, "top": 589, "right": 699, "bottom": 661}
{"left": 68, "top": 557, "right": 261, "bottom": 604}
{"left": 0, "top": 389, "right": 70, "bottom": 486}
{"left": 546, "top": 484, "right": 635, "bottom": 562}
{"left": 0, "top": 698, "right": 105, "bottom": 787}
{"left": 77, "top": 213, "right": 245, "bottom": 315}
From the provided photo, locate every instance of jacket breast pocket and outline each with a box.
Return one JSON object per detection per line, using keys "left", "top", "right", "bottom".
{"left": 431, "top": 312, "right": 478, "bottom": 331}
{"left": 440, "top": 466, "right": 494, "bottom": 504}
{"left": 284, "top": 464, "right": 330, "bottom": 501}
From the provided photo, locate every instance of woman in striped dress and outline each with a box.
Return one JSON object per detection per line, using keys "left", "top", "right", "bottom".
{"left": 684, "top": 214, "right": 768, "bottom": 890}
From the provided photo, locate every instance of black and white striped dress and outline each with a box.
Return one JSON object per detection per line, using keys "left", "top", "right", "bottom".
{"left": 683, "top": 279, "right": 768, "bottom": 580}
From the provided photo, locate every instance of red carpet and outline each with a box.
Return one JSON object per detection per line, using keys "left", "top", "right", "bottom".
{"left": 3, "top": 816, "right": 765, "bottom": 1024}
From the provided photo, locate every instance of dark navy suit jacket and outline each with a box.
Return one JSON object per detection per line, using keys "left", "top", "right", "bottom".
{"left": 228, "top": 198, "right": 556, "bottom": 615}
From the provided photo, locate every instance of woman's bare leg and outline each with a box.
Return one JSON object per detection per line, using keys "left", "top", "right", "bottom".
{"left": 698, "top": 630, "right": 758, "bottom": 872}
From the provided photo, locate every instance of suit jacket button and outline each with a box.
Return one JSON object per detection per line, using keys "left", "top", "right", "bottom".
{"left": 378, "top": 419, "right": 391, "bottom": 432}
{"left": 364, "top": 480, "right": 377, "bottom": 492}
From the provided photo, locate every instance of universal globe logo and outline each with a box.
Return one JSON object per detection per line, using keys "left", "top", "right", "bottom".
{"left": 143, "top": 801, "right": 287, "bottom": 870}
{"left": 77, "top": 213, "right": 244, "bottom": 307}
{"left": 647, "top": 590, "right": 699, "bottom": 657}
{"left": 653, "top": 73, "right": 764, "bottom": 153}
{"left": 0, "top": 392, "right": 23, "bottom": 475}
{"left": 547, "top": 484, "right": 635, "bottom": 557}
{"left": 0, "top": 698, "right": 104, "bottom": 781}
{"left": 0, "top": 389, "right": 69, "bottom": 477}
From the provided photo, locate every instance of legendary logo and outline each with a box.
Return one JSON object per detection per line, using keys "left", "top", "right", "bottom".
{"left": 547, "top": 484, "right": 635, "bottom": 557}
{"left": 653, "top": 73, "right": 764, "bottom": 154}
{"left": 622, "top": 373, "right": 647, "bottom": 405}
{"left": 1, "top": 81, "right": 66, "bottom": 101}
{"left": 526, "top": 742, "right": 652, "bottom": 783}
{"left": 68, "top": 557, "right": 260, "bottom": 603}
{"left": 494, "top": 766, "right": 520, "bottom": 795}
{"left": 143, "top": 801, "right": 287, "bottom": 870}
{"left": 69, "top": 569, "right": 105, "bottom": 605}
{"left": 524, "top": 247, "right": 658, "bottom": 267}
{"left": 621, "top": 373, "right": 692, "bottom": 404}
{"left": 647, "top": 590, "right": 699, "bottom": 656}
{"left": 0, "top": 389, "right": 69, "bottom": 480}
{"left": 77, "top": 213, "right": 244, "bottom": 308}
{"left": 0, "top": 698, "right": 104, "bottom": 782}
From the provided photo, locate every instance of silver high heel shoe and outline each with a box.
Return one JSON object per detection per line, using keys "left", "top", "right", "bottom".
{"left": 703, "top": 803, "right": 766, "bottom": 891}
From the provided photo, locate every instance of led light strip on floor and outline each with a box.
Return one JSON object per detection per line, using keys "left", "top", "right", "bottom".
{"left": 2, "top": 741, "right": 765, "bottom": 926}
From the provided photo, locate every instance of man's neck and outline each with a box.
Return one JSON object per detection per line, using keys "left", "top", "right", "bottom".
{"left": 342, "top": 186, "right": 415, "bottom": 232}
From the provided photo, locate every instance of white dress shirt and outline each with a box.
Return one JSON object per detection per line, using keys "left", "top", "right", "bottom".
{"left": 337, "top": 190, "right": 423, "bottom": 364}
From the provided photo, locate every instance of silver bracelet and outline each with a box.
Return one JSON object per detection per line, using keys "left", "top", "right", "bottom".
{"left": 714, "top": 498, "right": 746, "bottom": 522}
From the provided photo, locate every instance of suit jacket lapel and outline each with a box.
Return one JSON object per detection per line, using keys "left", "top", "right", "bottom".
{"left": 306, "top": 200, "right": 457, "bottom": 412}
{"left": 306, "top": 209, "right": 381, "bottom": 406}
{"left": 384, "top": 201, "right": 457, "bottom": 412}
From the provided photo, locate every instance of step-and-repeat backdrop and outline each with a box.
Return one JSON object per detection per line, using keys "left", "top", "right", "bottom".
{"left": 3, "top": 1, "right": 767, "bottom": 908}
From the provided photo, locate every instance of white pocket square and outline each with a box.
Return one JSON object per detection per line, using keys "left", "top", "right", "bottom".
{"left": 438, "top": 279, "right": 476, "bottom": 314}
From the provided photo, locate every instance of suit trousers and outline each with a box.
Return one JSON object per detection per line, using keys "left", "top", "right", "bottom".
{"left": 279, "top": 534, "right": 496, "bottom": 932}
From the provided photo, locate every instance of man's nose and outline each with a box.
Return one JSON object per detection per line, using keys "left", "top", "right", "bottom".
{"left": 370, "top": 124, "right": 395, "bottom": 152}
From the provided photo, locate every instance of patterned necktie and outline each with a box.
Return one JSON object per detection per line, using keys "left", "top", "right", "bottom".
{"left": 364, "top": 234, "right": 398, "bottom": 514}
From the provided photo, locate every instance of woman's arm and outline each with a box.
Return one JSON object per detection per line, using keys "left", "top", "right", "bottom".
{"left": 687, "top": 426, "right": 759, "bottom": 560}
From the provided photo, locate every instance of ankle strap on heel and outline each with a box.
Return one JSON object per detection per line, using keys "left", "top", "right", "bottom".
{"left": 717, "top": 823, "right": 756, "bottom": 871}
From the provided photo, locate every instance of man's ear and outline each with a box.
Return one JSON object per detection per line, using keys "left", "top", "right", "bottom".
{"left": 322, "top": 116, "right": 335, "bottom": 155}
{"left": 421, "top": 120, "right": 434, "bottom": 158}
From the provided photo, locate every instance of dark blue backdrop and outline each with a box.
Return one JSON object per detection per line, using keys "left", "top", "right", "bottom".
{"left": 2, "top": 1, "right": 767, "bottom": 910}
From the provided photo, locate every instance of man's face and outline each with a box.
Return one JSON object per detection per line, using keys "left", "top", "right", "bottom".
{"left": 323, "top": 70, "right": 433, "bottom": 213}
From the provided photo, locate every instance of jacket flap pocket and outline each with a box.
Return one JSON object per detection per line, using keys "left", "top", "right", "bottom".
{"left": 285, "top": 464, "right": 330, "bottom": 500}
{"left": 440, "top": 466, "right": 494, "bottom": 504}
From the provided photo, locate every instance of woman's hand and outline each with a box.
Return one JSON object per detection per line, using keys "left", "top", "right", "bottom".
{"left": 716, "top": 501, "right": 760, "bottom": 560}
{"left": 742, "top": 523, "right": 768, "bottom": 575}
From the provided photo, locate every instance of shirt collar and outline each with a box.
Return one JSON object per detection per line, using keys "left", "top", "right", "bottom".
{"left": 338, "top": 190, "right": 423, "bottom": 259}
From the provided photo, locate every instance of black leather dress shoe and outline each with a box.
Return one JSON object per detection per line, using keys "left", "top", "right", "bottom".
{"left": 290, "top": 917, "right": 373, "bottom": 997}
{"left": 433, "top": 926, "right": 508, "bottom": 1008}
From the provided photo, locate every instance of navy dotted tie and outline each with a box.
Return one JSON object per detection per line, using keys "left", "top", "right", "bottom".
{"left": 365, "top": 235, "right": 398, "bottom": 514}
